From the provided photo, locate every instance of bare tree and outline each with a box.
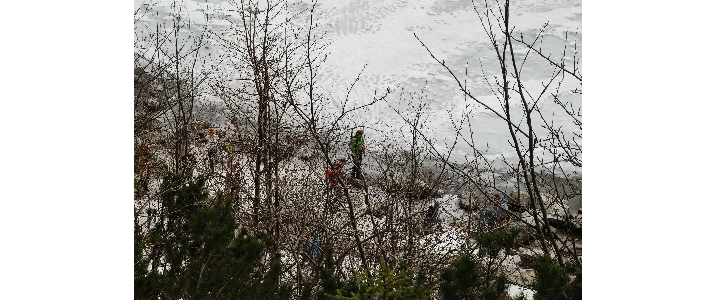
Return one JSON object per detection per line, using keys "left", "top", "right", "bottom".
{"left": 203, "top": 0, "right": 391, "bottom": 295}
{"left": 134, "top": 0, "right": 212, "bottom": 183}
{"left": 134, "top": 0, "right": 217, "bottom": 281}
{"left": 405, "top": 0, "right": 582, "bottom": 273}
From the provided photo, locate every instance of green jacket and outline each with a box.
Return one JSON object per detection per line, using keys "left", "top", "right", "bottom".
{"left": 349, "top": 133, "right": 364, "bottom": 156}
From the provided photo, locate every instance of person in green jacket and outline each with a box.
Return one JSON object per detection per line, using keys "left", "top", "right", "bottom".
{"left": 349, "top": 129, "right": 365, "bottom": 180}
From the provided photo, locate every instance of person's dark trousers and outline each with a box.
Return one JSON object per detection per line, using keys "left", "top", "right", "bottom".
{"left": 351, "top": 153, "right": 363, "bottom": 179}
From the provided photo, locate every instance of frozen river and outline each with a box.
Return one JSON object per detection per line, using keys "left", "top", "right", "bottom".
{"left": 135, "top": 0, "right": 582, "bottom": 176}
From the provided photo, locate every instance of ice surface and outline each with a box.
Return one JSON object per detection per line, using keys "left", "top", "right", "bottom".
{"left": 134, "top": 0, "right": 582, "bottom": 175}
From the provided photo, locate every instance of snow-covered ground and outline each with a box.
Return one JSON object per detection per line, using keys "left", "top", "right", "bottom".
{"left": 135, "top": 129, "right": 583, "bottom": 300}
